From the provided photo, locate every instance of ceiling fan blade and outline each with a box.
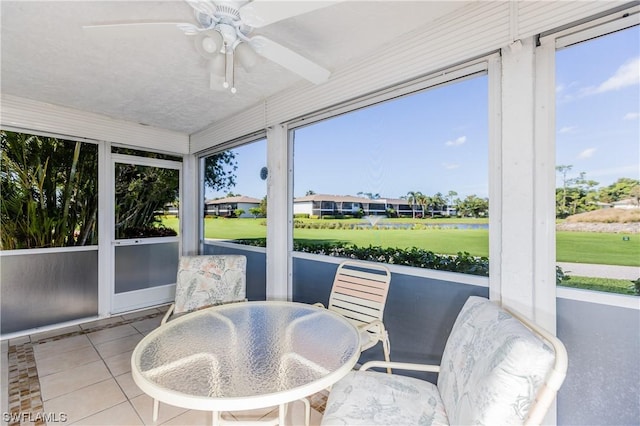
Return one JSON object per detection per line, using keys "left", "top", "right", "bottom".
{"left": 239, "top": 0, "right": 342, "bottom": 28}
{"left": 82, "top": 22, "right": 189, "bottom": 37}
{"left": 185, "top": 0, "right": 217, "bottom": 17}
{"left": 248, "top": 35, "right": 330, "bottom": 84}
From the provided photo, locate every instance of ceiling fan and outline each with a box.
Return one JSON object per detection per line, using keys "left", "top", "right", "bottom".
{"left": 83, "top": 0, "right": 335, "bottom": 93}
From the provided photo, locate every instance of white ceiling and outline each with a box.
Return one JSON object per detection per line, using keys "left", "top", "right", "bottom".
{"left": 1, "top": 1, "right": 469, "bottom": 134}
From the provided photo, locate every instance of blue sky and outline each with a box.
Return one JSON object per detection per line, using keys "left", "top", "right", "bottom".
{"left": 556, "top": 26, "right": 639, "bottom": 188}
{"left": 207, "top": 25, "right": 639, "bottom": 201}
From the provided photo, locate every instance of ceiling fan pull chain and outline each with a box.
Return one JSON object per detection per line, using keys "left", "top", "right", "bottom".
{"left": 230, "top": 51, "right": 237, "bottom": 94}
{"left": 222, "top": 45, "right": 229, "bottom": 89}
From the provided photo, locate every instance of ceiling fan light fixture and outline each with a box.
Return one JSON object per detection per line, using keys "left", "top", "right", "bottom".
{"left": 194, "top": 31, "right": 223, "bottom": 58}
{"left": 202, "top": 31, "right": 222, "bottom": 53}
{"left": 235, "top": 42, "right": 259, "bottom": 72}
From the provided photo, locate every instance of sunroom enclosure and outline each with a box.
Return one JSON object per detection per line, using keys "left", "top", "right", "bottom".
{"left": 2, "top": 2, "right": 639, "bottom": 425}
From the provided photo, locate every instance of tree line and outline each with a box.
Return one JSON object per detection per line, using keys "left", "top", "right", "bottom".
{"left": 2, "top": 129, "right": 637, "bottom": 250}
{"left": 555, "top": 165, "right": 639, "bottom": 217}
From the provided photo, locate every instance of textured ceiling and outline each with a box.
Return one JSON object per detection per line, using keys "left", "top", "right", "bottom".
{"left": 1, "top": 1, "right": 469, "bottom": 134}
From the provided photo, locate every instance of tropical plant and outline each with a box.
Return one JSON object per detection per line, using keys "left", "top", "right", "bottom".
{"left": 2, "top": 130, "right": 239, "bottom": 248}
{"left": 114, "top": 163, "right": 179, "bottom": 238}
{"left": 1, "top": 131, "right": 98, "bottom": 249}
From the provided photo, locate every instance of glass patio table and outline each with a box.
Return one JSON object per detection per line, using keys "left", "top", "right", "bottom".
{"left": 131, "top": 301, "right": 361, "bottom": 426}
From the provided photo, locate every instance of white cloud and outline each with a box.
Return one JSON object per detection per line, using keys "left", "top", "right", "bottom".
{"left": 556, "top": 84, "right": 565, "bottom": 93}
{"left": 559, "top": 126, "right": 577, "bottom": 134}
{"left": 445, "top": 136, "right": 466, "bottom": 146}
{"left": 623, "top": 112, "right": 639, "bottom": 120}
{"left": 585, "top": 57, "right": 640, "bottom": 95}
{"left": 442, "top": 162, "right": 460, "bottom": 170}
{"left": 578, "top": 148, "right": 596, "bottom": 159}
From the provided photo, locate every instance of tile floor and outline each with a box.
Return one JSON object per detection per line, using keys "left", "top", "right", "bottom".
{"left": 2, "top": 307, "right": 326, "bottom": 426}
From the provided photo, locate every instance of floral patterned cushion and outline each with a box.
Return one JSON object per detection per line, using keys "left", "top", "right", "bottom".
{"left": 437, "top": 296, "right": 555, "bottom": 425}
{"left": 322, "top": 370, "right": 449, "bottom": 426}
{"left": 322, "top": 296, "right": 556, "bottom": 426}
{"left": 173, "top": 255, "right": 246, "bottom": 314}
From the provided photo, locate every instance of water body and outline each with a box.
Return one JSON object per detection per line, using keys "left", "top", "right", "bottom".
{"left": 356, "top": 223, "right": 489, "bottom": 230}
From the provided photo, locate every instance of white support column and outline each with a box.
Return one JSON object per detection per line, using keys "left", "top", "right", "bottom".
{"left": 488, "top": 54, "right": 503, "bottom": 302}
{"left": 499, "top": 36, "right": 558, "bottom": 329}
{"left": 266, "top": 124, "right": 292, "bottom": 300}
{"left": 97, "top": 141, "right": 111, "bottom": 317}
{"left": 533, "top": 38, "right": 558, "bottom": 333}
{"left": 181, "top": 153, "right": 200, "bottom": 256}
{"left": 499, "top": 37, "right": 537, "bottom": 319}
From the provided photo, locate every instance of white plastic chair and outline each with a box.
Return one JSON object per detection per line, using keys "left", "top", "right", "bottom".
{"left": 321, "top": 296, "right": 568, "bottom": 426}
{"left": 315, "top": 260, "right": 392, "bottom": 372}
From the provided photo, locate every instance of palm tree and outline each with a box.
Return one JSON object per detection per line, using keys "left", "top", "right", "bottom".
{"left": 406, "top": 191, "right": 422, "bottom": 218}
{"left": 416, "top": 193, "right": 430, "bottom": 218}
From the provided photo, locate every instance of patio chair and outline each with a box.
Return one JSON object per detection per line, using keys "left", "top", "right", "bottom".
{"left": 315, "top": 260, "right": 392, "bottom": 372}
{"left": 321, "top": 295, "right": 568, "bottom": 426}
{"left": 161, "top": 254, "right": 247, "bottom": 324}
{"left": 154, "top": 255, "right": 247, "bottom": 421}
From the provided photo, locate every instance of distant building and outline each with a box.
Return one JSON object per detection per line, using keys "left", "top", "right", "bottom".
{"left": 293, "top": 194, "right": 427, "bottom": 218}
{"left": 611, "top": 198, "right": 640, "bottom": 210}
{"left": 205, "top": 196, "right": 261, "bottom": 218}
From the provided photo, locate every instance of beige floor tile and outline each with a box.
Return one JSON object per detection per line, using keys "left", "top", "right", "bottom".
{"left": 227, "top": 406, "right": 279, "bottom": 422}
{"left": 104, "top": 350, "right": 134, "bottom": 376}
{"left": 130, "top": 394, "right": 187, "bottom": 425}
{"left": 80, "top": 316, "right": 125, "bottom": 330}
{"left": 30, "top": 325, "right": 82, "bottom": 342}
{"left": 285, "top": 400, "right": 324, "bottom": 426}
{"left": 159, "top": 409, "right": 212, "bottom": 425}
{"left": 94, "top": 334, "right": 143, "bottom": 359}
{"left": 115, "top": 372, "right": 143, "bottom": 400}
{"left": 32, "top": 334, "right": 92, "bottom": 358}
{"left": 131, "top": 316, "right": 162, "bottom": 334}
{"left": 40, "top": 360, "right": 111, "bottom": 401}
{"left": 87, "top": 324, "right": 140, "bottom": 345}
{"left": 36, "top": 345, "right": 101, "bottom": 377}
{"left": 43, "top": 378, "right": 126, "bottom": 425}
{"left": 70, "top": 401, "right": 143, "bottom": 425}
{"left": 121, "top": 308, "right": 161, "bottom": 321}
{"left": 9, "top": 336, "right": 30, "bottom": 345}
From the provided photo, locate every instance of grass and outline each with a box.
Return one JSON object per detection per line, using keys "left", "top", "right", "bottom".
{"left": 556, "top": 231, "right": 639, "bottom": 266}
{"left": 560, "top": 275, "right": 638, "bottom": 295}
{"left": 162, "top": 216, "right": 640, "bottom": 267}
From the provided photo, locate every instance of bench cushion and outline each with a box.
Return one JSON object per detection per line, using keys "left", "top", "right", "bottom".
{"left": 322, "top": 370, "right": 449, "bottom": 425}
{"left": 437, "top": 296, "right": 555, "bottom": 425}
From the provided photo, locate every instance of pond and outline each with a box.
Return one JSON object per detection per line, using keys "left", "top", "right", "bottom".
{"left": 355, "top": 223, "right": 489, "bottom": 230}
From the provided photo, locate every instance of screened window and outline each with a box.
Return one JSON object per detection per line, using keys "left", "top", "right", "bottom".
{"left": 201, "top": 139, "right": 267, "bottom": 245}
{"left": 292, "top": 75, "right": 489, "bottom": 276}
{"left": 555, "top": 25, "right": 639, "bottom": 295}
{"left": 1, "top": 130, "right": 98, "bottom": 250}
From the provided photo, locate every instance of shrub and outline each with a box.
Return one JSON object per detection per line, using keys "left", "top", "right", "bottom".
{"left": 293, "top": 214, "right": 310, "bottom": 219}
{"left": 232, "top": 239, "right": 489, "bottom": 277}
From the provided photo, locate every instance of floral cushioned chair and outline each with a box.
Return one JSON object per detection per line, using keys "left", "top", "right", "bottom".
{"left": 321, "top": 296, "right": 567, "bottom": 426}
{"left": 161, "top": 254, "right": 247, "bottom": 324}
{"left": 153, "top": 254, "right": 247, "bottom": 422}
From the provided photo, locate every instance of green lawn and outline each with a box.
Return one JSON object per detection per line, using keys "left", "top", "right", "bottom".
{"left": 560, "top": 276, "right": 637, "bottom": 295}
{"left": 163, "top": 217, "right": 640, "bottom": 267}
